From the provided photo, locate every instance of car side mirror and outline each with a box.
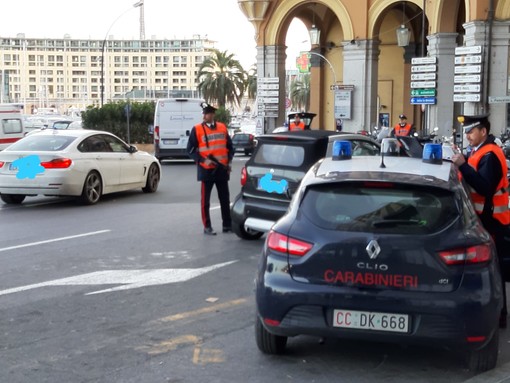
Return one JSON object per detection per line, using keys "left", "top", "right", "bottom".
{"left": 128, "top": 145, "right": 138, "bottom": 153}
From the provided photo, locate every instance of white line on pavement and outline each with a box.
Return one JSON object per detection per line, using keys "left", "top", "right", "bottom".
{"left": 0, "top": 230, "right": 111, "bottom": 253}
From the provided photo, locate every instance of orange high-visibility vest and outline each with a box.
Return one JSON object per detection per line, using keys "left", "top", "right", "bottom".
{"left": 393, "top": 123, "right": 412, "bottom": 136}
{"left": 468, "top": 143, "right": 510, "bottom": 225}
{"left": 289, "top": 121, "right": 305, "bottom": 131}
{"left": 194, "top": 122, "right": 229, "bottom": 170}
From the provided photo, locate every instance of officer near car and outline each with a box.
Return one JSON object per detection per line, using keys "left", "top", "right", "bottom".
{"left": 452, "top": 114, "right": 510, "bottom": 327}
{"left": 187, "top": 102, "right": 234, "bottom": 235}
{"left": 289, "top": 113, "right": 305, "bottom": 131}
{"left": 391, "top": 114, "right": 414, "bottom": 137}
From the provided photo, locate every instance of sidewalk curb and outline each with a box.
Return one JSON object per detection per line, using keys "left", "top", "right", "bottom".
{"left": 463, "top": 361, "right": 510, "bottom": 383}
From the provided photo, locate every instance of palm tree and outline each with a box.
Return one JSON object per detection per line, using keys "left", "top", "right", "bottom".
{"left": 197, "top": 50, "right": 246, "bottom": 108}
{"left": 246, "top": 65, "right": 257, "bottom": 100}
{"left": 290, "top": 74, "right": 310, "bottom": 112}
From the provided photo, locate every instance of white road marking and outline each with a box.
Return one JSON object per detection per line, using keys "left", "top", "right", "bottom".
{"left": 0, "top": 230, "right": 111, "bottom": 253}
{"left": 0, "top": 260, "right": 237, "bottom": 296}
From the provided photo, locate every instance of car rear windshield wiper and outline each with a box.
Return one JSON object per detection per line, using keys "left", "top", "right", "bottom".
{"left": 371, "top": 219, "right": 425, "bottom": 227}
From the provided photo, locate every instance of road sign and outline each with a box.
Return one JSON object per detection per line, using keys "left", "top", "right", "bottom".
{"left": 410, "top": 81, "right": 436, "bottom": 89}
{"left": 455, "top": 55, "right": 482, "bottom": 65}
{"left": 330, "top": 84, "right": 355, "bottom": 90}
{"left": 454, "top": 65, "right": 482, "bottom": 74}
{"left": 257, "top": 77, "right": 279, "bottom": 83}
{"left": 410, "top": 97, "right": 436, "bottom": 105}
{"left": 411, "top": 89, "right": 436, "bottom": 96}
{"left": 489, "top": 96, "right": 510, "bottom": 104}
{"left": 411, "top": 65, "right": 437, "bottom": 73}
{"left": 411, "top": 57, "right": 437, "bottom": 65}
{"left": 455, "top": 45, "right": 482, "bottom": 55}
{"left": 257, "top": 83, "right": 279, "bottom": 90}
{"left": 454, "top": 94, "right": 481, "bottom": 102}
{"left": 258, "top": 97, "right": 279, "bottom": 104}
{"left": 454, "top": 74, "right": 481, "bottom": 83}
{"left": 334, "top": 90, "right": 352, "bottom": 120}
{"left": 454, "top": 84, "right": 481, "bottom": 93}
{"left": 411, "top": 73, "right": 436, "bottom": 81}
{"left": 257, "top": 104, "right": 278, "bottom": 110}
{"left": 257, "top": 90, "right": 279, "bottom": 97}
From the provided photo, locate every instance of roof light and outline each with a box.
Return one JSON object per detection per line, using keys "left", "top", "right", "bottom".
{"left": 381, "top": 138, "right": 400, "bottom": 156}
{"left": 332, "top": 140, "right": 352, "bottom": 161}
{"left": 422, "top": 143, "right": 443, "bottom": 164}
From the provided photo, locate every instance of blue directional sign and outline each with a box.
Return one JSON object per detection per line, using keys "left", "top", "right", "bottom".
{"left": 410, "top": 97, "right": 437, "bottom": 105}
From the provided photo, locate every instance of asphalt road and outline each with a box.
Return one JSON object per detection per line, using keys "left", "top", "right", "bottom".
{"left": 1, "top": 155, "right": 510, "bottom": 383}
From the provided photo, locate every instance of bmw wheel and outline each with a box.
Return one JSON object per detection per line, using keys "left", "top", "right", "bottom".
{"left": 255, "top": 317, "right": 287, "bottom": 354}
{"left": 0, "top": 194, "right": 26, "bottom": 204}
{"left": 466, "top": 331, "right": 498, "bottom": 372}
{"left": 80, "top": 171, "right": 102, "bottom": 205}
{"left": 142, "top": 163, "right": 160, "bottom": 193}
{"left": 233, "top": 220, "right": 264, "bottom": 240}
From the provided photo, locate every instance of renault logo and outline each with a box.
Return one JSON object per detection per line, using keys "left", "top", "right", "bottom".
{"left": 366, "top": 239, "right": 381, "bottom": 259}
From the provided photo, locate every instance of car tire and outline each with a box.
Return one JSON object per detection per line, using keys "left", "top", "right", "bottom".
{"left": 80, "top": 171, "right": 102, "bottom": 205}
{"left": 142, "top": 163, "right": 160, "bottom": 193}
{"left": 233, "top": 220, "right": 264, "bottom": 240}
{"left": 466, "top": 331, "right": 499, "bottom": 372}
{"left": 255, "top": 317, "right": 287, "bottom": 354}
{"left": 0, "top": 194, "right": 26, "bottom": 204}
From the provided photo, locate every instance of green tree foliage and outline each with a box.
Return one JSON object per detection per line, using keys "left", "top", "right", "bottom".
{"left": 246, "top": 65, "right": 257, "bottom": 100}
{"left": 81, "top": 101, "right": 155, "bottom": 144}
{"left": 290, "top": 74, "right": 310, "bottom": 112}
{"left": 214, "top": 106, "right": 232, "bottom": 126}
{"left": 197, "top": 50, "right": 246, "bottom": 108}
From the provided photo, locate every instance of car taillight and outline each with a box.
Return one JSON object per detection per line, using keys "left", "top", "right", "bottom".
{"left": 266, "top": 231, "right": 313, "bottom": 257}
{"left": 0, "top": 161, "right": 4, "bottom": 168}
{"left": 439, "top": 244, "right": 491, "bottom": 265}
{"left": 40, "top": 158, "right": 73, "bottom": 169}
{"left": 154, "top": 126, "right": 160, "bottom": 143}
{"left": 240, "top": 166, "right": 247, "bottom": 186}
{"left": 249, "top": 134, "right": 254, "bottom": 141}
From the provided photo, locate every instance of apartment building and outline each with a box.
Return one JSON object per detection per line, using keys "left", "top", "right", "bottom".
{"left": 0, "top": 34, "right": 214, "bottom": 112}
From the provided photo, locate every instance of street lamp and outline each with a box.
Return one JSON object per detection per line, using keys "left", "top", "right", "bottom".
{"left": 100, "top": 2, "right": 142, "bottom": 107}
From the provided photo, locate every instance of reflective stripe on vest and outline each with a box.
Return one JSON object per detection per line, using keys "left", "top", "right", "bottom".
{"left": 467, "top": 143, "right": 510, "bottom": 225}
{"left": 195, "top": 122, "right": 229, "bottom": 170}
{"left": 394, "top": 123, "right": 411, "bottom": 136}
{"left": 289, "top": 121, "right": 305, "bottom": 131}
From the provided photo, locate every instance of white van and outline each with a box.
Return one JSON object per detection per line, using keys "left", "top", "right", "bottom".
{"left": 154, "top": 98, "right": 204, "bottom": 161}
{"left": 0, "top": 105, "right": 25, "bottom": 150}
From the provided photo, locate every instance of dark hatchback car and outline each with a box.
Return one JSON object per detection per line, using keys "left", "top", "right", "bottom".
{"left": 232, "top": 133, "right": 256, "bottom": 155}
{"left": 231, "top": 130, "right": 380, "bottom": 240}
{"left": 255, "top": 150, "right": 503, "bottom": 372}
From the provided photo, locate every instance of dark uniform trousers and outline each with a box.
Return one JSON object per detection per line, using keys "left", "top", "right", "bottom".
{"left": 201, "top": 178, "right": 231, "bottom": 229}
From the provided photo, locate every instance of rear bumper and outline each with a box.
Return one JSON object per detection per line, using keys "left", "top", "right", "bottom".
{"left": 256, "top": 255, "right": 502, "bottom": 349}
{"left": 0, "top": 172, "right": 83, "bottom": 196}
{"left": 231, "top": 193, "right": 289, "bottom": 232}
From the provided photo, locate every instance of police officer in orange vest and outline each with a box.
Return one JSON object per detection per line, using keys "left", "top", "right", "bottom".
{"left": 187, "top": 103, "right": 234, "bottom": 235}
{"left": 452, "top": 114, "right": 510, "bottom": 327}
{"left": 289, "top": 113, "right": 305, "bottom": 131}
{"left": 391, "top": 114, "right": 414, "bottom": 137}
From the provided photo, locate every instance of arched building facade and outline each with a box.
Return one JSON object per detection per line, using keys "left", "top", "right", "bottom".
{"left": 239, "top": 0, "right": 510, "bottom": 137}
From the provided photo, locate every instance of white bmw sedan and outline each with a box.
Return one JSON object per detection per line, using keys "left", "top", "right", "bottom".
{"left": 0, "top": 129, "right": 161, "bottom": 205}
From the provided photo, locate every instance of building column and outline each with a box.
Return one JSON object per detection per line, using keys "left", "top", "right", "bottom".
{"left": 309, "top": 48, "right": 325, "bottom": 129}
{"left": 463, "top": 20, "right": 510, "bottom": 135}
{"left": 342, "top": 39, "right": 380, "bottom": 133}
{"left": 256, "top": 45, "right": 286, "bottom": 133}
{"left": 426, "top": 33, "right": 458, "bottom": 136}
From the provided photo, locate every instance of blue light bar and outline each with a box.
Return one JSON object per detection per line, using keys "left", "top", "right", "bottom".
{"left": 422, "top": 143, "right": 443, "bottom": 164}
{"left": 332, "top": 140, "right": 352, "bottom": 160}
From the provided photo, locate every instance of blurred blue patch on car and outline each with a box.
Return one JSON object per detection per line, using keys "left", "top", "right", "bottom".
{"left": 258, "top": 173, "right": 288, "bottom": 194}
{"left": 12, "top": 155, "right": 45, "bottom": 179}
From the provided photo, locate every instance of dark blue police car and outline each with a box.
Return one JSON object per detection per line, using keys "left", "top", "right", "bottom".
{"left": 255, "top": 141, "right": 503, "bottom": 372}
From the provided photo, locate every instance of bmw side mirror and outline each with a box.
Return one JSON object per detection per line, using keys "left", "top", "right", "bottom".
{"left": 128, "top": 145, "right": 138, "bottom": 153}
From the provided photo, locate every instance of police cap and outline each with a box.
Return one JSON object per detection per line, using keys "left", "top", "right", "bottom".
{"left": 399, "top": 114, "right": 407, "bottom": 119}
{"left": 457, "top": 114, "right": 490, "bottom": 134}
{"left": 201, "top": 102, "right": 217, "bottom": 114}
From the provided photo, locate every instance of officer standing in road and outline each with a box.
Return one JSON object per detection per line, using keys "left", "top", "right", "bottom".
{"left": 452, "top": 114, "right": 510, "bottom": 327}
{"left": 289, "top": 113, "right": 305, "bottom": 131}
{"left": 187, "top": 103, "right": 234, "bottom": 236}
{"left": 391, "top": 114, "right": 414, "bottom": 137}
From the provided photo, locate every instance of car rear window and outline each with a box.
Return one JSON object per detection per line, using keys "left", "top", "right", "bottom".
{"left": 233, "top": 134, "right": 250, "bottom": 142}
{"left": 253, "top": 143, "right": 305, "bottom": 167}
{"left": 300, "top": 182, "right": 459, "bottom": 234}
{"left": 2, "top": 118, "right": 23, "bottom": 134}
{"left": 6, "top": 135, "right": 76, "bottom": 151}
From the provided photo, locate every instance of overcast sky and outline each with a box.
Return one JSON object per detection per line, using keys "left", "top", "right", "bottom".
{"left": 0, "top": 0, "right": 309, "bottom": 70}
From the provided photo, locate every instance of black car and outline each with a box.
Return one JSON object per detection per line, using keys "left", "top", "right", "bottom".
{"left": 232, "top": 133, "right": 256, "bottom": 155}
{"left": 255, "top": 146, "right": 502, "bottom": 372}
{"left": 231, "top": 130, "right": 380, "bottom": 240}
